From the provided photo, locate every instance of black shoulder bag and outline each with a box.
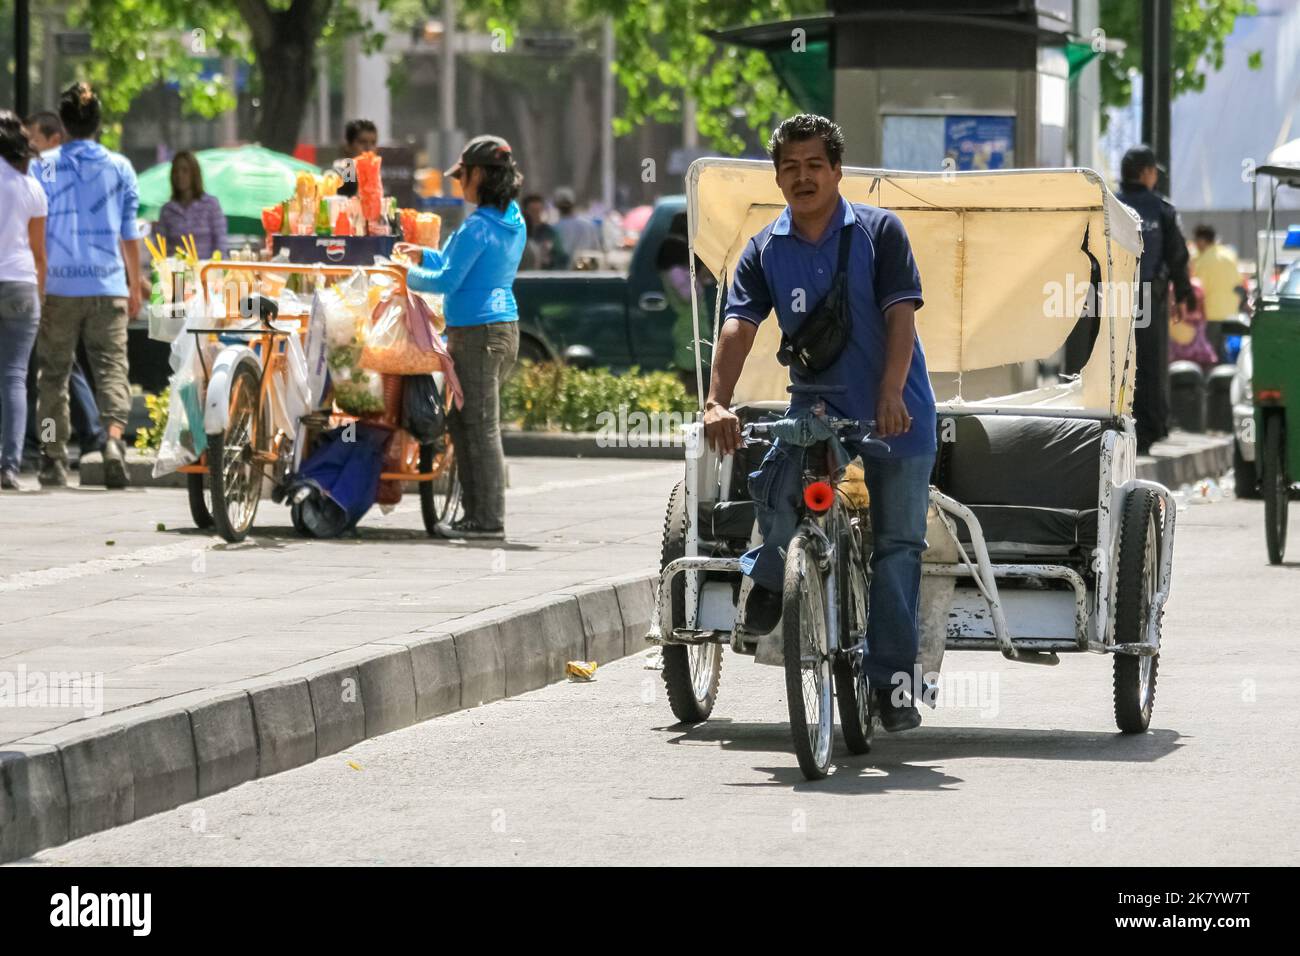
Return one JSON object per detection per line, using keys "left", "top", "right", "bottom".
{"left": 776, "top": 223, "right": 853, "bottom": 376}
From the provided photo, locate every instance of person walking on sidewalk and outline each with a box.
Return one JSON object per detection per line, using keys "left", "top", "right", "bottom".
{"left": 394, "top": 135, "right": 526, "bottom": 540}
{"left": 1116, "top": 145, "right": 1195, "bottom": 454}
{"left": 0, "top": 112, "right": 48, "bottom": 492}
{"left": 30, "top": 83, "right": 143, "bottom": 489}
{"left": 703, "top": 113, "right": 936, "bottom": 733}
{"left": 1192, "top": 224, "right": 1242, "bottom": 364}
{"left": 22, "top": 109, "right": 108, "bottom": 464}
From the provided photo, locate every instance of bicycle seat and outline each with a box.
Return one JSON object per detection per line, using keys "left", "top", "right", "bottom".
{"left": 239, "top": 294, "right": 280, "bottom": 326}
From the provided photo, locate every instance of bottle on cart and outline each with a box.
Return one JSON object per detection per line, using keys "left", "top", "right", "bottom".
{"left": 386, "top": 197, "right": 401, "bottom": 238}
{"left": 315, "top": 198, "right": 331, "bottom": 236}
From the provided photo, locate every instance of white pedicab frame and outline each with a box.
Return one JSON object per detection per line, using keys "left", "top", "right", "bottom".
{"left": 648, "top": 160, "right": 1176, "bottom": 693}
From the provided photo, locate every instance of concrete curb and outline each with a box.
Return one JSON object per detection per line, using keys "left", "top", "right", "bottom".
{"left": 0, "top": 571, "right": 658, "bottom": 863}
{"left": 1135, "top": 434, "right": 1233, "bottom": 488}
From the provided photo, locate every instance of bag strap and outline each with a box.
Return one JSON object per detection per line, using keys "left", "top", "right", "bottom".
{"left": 835, "top": 217, "right": 854, "bottom": 277}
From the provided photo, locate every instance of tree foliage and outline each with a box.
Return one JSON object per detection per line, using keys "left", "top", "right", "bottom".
{"left": 1098, "top": 0, "right": 1261, "bottom": 114}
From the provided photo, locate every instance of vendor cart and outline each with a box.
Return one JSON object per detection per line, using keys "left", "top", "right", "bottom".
{"left": 176, "top": 261, "right": 460, "bottom": 542}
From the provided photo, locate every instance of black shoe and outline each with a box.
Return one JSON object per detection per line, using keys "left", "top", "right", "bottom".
{"left": 102, "top": 437, "right": 129, "bottom": 489}
{"left": 874, "top": 688, "right": 922, "bottom": 733}
{"left": 741, "top": 583, "right": 783, "bottom": 635}
{"left": 441, "top": 517, "right": 505, "bottom": 540}
{"left": 38, "top": 455, "right": 68, "bottom": 488}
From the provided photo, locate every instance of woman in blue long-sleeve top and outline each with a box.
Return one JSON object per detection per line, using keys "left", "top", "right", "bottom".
{"left": 395, "top": 135, "right": 526, "bottom": 540}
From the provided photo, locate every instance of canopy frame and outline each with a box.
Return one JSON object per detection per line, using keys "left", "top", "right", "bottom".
{"left": 685, "top": 158, "right": 1143, "bottom": 417}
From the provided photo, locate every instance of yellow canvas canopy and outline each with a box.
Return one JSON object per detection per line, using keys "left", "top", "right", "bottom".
{"left": 686, "top": 159, "right": 1143, "bottom": 415}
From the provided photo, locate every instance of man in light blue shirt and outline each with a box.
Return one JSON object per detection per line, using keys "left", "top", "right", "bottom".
{"left": 30, "top": 83, "right": 141, "bottom": 489}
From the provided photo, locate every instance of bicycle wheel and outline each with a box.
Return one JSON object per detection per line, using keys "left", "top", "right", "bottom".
{"left": 419, "top": 439, "right": 461, "bottom": 535}
{"left": 659, "top": 480, "right": 722, "bottom": 722}
{"left": 783, "top": 530, "right": 834, "bottom": 780}
{"left": 186, "top": 472, "right": 213, "bottom": 530}
{"left": 1261, "top": 412, "right": 1289, "bottom": 565}
{"left": 208, "top": 363, "right": 263, "bottom": 543}
{"left": 834, "top": 521, "right": 874, "bottom": 754}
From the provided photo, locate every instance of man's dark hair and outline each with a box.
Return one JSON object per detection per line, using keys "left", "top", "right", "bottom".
{"left": 59, "top": 82, "right": 102, "bottom": 139}
{"left": 473, "top": 159, "right": 524, "bottom": 211}
{"left": 24, "top": 110, "right": 64, "bottom": 142}
{"left": 1193, "top": 224, "right": 1217, "bottom": 244}
{"left": 768, "top": 113, "right": 845, "bottom": 169}
{"left": 521, "top": 193, "right": 545, "bottom": 209}
{"left": 344, "top": 118, "right": 377, "bottom": 146}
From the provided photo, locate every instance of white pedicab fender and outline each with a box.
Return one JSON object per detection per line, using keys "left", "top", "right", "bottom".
{"left": 203, "top": 345, "right": 261, "bottom": 436}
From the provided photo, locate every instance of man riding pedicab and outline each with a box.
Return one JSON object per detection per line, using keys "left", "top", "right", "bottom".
{"left": 701, "top": 114, "right": 937, "bottom": 732}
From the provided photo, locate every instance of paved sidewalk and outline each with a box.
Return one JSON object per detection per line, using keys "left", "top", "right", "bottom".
{"left": 0, "top": 457, "right": 680, "bottom": 746}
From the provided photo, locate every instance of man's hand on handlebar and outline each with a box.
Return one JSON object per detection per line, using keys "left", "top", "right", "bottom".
{"left": 875, "top": 389, "right": 912, "bottom": 438}
{"left": 703, "top": 401, "right": 743, "bottom": 457}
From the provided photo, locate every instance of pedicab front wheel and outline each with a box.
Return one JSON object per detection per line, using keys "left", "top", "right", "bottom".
{"left": 1261, "top": 412, "right": 1289, "bottom": 565}
{"left": 1113, "top": 487, "right": 1161, "bottom": 733}
{"left": 208, "top": 364, "right": 263, "bottom": 543}
{"left": 659, "top": 480, "right": 722, "bottom": 723}
{"left": 784, "top": 531, "right": 834, "bottom": 779}
{"left": 833, "top": 526, "right": 874, "bottom": 755}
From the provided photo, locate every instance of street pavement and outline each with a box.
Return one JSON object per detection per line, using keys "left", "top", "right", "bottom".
{"left": 0, "top": 457, "right": 679, "bottom": 746}
{"left": 13, "top": 491, "right": 1299, "bottom": 866}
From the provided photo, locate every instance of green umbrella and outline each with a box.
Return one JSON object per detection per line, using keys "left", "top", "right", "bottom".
{"left": 137, "top": 145, "right": 321, "bottom": 236}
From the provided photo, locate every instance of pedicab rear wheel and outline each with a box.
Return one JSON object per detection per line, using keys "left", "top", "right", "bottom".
{"left": 187, "top": 472, "right": 213, "bottom": 530}
{"left": 208, "top": 364, "right": 263, "bottom": 543}
{"left": 834, "top": 524, "right": 874, "bottom": 755}
{"left": 784, "top": 531, "right": 834, "bottom": 779}
{"left": 659, "top": 479, "right": 722, "bottom": 723}
{"left": 1261, "top": 412, "right": 1288, "bottom": 565}
{"left": 1113, "top": 487, "right": 1161, "bottom": 733}
{"left": 419, "top": 440, "right": 461, "bottom": 536}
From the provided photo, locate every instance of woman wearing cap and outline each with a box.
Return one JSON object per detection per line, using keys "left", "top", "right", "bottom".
{"left": 394, "top": 135, "right": 526, "bottom": 540}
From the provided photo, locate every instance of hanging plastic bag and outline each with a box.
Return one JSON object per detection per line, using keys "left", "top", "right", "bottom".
{"left": 401, "top": 374, "right": 446, "bottom": 445}
{"left": 153, "top": 331, "right": 205, "bottom": 477}
{"left": 359, "top": 295, "right": 442, "bottom": 375}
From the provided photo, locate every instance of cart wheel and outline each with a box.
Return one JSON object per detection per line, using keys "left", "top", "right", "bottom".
{"left": 834, "top": 526, "right": 874, "bottom": 755}
{"left": 659, "top": 479, "right": 722, "bottom": 723}
{"left": 785, "top": 531, "right": 834, "bottom": 779}
{"left": 1113, "top": 487, "right": 1161, "bottom": 733}
{"left": 1232, "top": 439, "right": 1261, "bottom": 499}
{"left": 208, "top": 363, "right": 263, "bottom": 543}
{"left": 186, "top": 472, "right": 213, "bottom": 530}
{"left": 419, "top": 441, "right": 461, "bottom": 536}
{"left": 290, "top": 501, "right": 311, "bottom": 537}
{"left": 1261, "top": 412, "right": 1289, "bottom": 564}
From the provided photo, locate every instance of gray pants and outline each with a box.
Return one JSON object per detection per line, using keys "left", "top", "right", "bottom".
{"left": 447, "top": 321, "right": 518, "bottom": 528}
{"left": 37, "top": 295, "right": 132, "bottom": 462}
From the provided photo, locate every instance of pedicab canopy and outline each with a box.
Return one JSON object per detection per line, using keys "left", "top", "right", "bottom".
{"left": 686, "top": 159, "right": 1143, "bottom": 416}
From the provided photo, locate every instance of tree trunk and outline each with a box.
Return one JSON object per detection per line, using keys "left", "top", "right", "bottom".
{"left": 240, "top": 0, "right": 329, "bottom": 154}
{"left": 254, "top": 38, "right": 316, "bottom": 153}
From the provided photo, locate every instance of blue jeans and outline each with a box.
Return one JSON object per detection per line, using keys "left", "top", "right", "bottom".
{"left": 742, "top": 440, "right": 935, "bottom": 693}
{"left": 0, "top": 282, "right": 41, "bottom": 472}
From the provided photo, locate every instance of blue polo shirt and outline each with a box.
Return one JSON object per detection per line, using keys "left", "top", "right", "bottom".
{"left": 725, "top": 197, "right": 936, "bottom": 459}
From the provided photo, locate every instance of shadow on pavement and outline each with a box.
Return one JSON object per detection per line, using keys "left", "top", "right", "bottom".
{"left": 656, "top": 720, "right": 1184, "bottom": 791}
